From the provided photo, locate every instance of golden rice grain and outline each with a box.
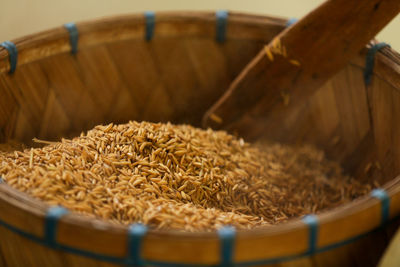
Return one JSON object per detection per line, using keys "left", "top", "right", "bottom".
{"left": 0, "top": 121, "right": 376, "bottom": 232}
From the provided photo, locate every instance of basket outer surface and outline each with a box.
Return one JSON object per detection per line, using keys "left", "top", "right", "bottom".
{"left": 0, "top": 11, "right": 400, "bottom": 267}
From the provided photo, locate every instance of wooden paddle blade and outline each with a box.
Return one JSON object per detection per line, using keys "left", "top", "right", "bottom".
{"left": 203, "top": 0, "right": 400, "bottom": 130}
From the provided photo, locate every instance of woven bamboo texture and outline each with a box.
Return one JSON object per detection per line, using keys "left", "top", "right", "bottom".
{"left": 0, "top": 11, "right": 400, "bottom": 267}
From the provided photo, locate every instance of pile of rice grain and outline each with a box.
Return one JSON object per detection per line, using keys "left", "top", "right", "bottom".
{"left": 0, "top": 121, "right": 376, "bottom": 231}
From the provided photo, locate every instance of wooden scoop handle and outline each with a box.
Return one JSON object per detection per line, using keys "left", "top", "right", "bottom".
{"left": 203, "top": 0, "right": 400, "bottom": 134}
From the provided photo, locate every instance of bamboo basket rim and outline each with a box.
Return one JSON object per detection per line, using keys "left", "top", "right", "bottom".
{"left": 0, "top": 11, "right": 287, "bottom": 74}
{"left": 1, "top": 11, "right": 400, "bottom": 265}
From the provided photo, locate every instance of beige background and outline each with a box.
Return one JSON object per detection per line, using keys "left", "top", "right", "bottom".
{"left": 1, "top": 0, "right": 399, "bottom": 50}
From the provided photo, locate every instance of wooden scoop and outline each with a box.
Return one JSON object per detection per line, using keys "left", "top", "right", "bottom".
{"left": 202, "top": 0, "right": 400, "bottom": 135}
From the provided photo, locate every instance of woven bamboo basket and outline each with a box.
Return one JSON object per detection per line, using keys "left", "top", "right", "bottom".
{"left": 1, "top": 11, "right": 400, "bottom": 267}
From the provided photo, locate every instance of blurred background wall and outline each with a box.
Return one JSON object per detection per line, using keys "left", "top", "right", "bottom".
{"left": 1, "top": 0, "right": 399, "bottom": 50}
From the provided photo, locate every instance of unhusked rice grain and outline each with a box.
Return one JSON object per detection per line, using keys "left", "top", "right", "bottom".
{"left": 0, "top": 121, "right": 376, "bottom": 231}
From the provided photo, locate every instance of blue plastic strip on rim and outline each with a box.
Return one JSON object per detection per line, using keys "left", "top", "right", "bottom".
{"left": 364, "top": 42, "right": 390, "bottom": 86}
{"left": 286, "top": 18, "right": 298, "bottom": 27}
{"left": 45, "top": 206, "right": 69, "bottom": 246}
{"left": 218, "top": 226, "right": 236, "bottom": 267}
{"left": 64, "top": 23, "right": 79, "bottom": 54}
{"left": 0, "top": 41, "right": 18, "bottom": 73}
{"left": 0, "top": 213, "right": 397, "bottom": 267}
{"left": 144, "top": 11, "right": 156, "bottom": 41}
{"left": 127, "top": 223, "right": 148, "bottom": 266}
{"left": 0, "top": 217, "right": 124, "bottom": 264}
{"left": 216, "top": 10, "right": 228, "bottom": 43}
{"left": 302, "top": 215, "right": 318, "bottom": 254}
{"left": 371, "top": 188, "right": 390, "bottom": 225}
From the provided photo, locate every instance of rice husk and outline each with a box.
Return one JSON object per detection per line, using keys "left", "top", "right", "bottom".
{"left": 0, "top": 121, "right": 376, "bottom": 231}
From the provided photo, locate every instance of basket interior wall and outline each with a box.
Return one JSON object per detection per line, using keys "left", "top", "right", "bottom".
{"left": 248, "top": 61, "right": 400, "bottom": 185}
{"left": 0, "top": 37, "right": 268, "bottom": 142}
{"left": 0, "top": 22, "right": 400, "bottom": 185}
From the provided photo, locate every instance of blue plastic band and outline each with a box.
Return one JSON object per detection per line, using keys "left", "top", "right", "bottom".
{"left": 0, "top": 211, "right": 398, "bottom": 267}
{"left": 371, "top": 188, "right": 390, "bottom": 225}
{"left": 218, "top": 226, "right": 236, "bottom": 267}
{"left": 0, "top": 177, "right": 3, "bottom": 183}
{"left": 144, "top": 11, "right": 155, "bottom": 41}
{"left": 216, "top": 10, "right": 228, "bottom": 43}
{"left": 364, "top": 42, "right": 390, "bottom": 86}
{"left": 286, "top": 18, "right": 298, "bottom": 27}
{"left": 127, "top": 223, "right": 148, "bottom": 266}
{"left": 302, "top": 215, "right": 318, "bottom": 254}
{"left": 45, "top": 206, "right": 68, "bottom": 246}
{"left": 64, "top": 23, "right": 79, "bottom": 54}
{"left": 0, "top": 41, "right": 18, "bottom": 74}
